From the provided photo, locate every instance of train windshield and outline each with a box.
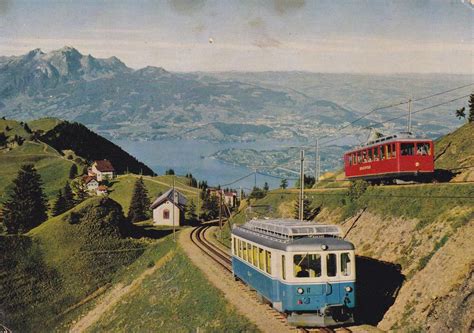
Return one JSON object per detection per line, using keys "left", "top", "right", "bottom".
{"left": 294, "top": 254, "right": 321, "bottom": 278}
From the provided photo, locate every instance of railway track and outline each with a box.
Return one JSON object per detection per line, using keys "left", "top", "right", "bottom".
{"left": 189, "top": 224, "right": 353, "bottom": 333}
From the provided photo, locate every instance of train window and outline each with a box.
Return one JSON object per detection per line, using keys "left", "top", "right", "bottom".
{"left": 392, "top": 144, "right": 396, "bottom": 158}
{"left": 294, "top": 254, "right": 321, "bottom": 278}
{"left": 353, "top": 154, "right": 356, "bottom": 165}
{"left": 341, "top": 253, "right": 351, "bottom": 276}
{"left": 401, "top": 143, "right": 415, "bottom": 156}
{"left": 239, "top": 240, "right": 243, "bottom": 258}
{"left": 233, "top": 238, "right": 237, "bottom": 255}
{"left": 265, "top": 251, "right": 272, "bottom": 274}
{"left": 387, "top": 144, "right": 392, "bottom": 159}
{"left": 416, "top": 142, "right": 431, "bottom": 156}
{"left": 282, "top": 255, "right": 286, "bottom": 280}
{"left": 362, "top": 150, "right": 367, "bottom": 163}
{"left": 357, "top": 152, "right": 362, "bottom": 164}
{"left": 380, "top": 145, "right": 386, "bottom": 160}
{"left": 374, "top": 146, "right": 379, "bottom": 161}
{"left": 243, "top": 242, "right": 248, "bottom": 261}
{"left": 253, "top": 246, "right": 258, "bottom": 267}
{"left": 326, "top": 253, "right": 337, "bottom": 277}
{"left": 368, "top": 148, "right": 373, "bottom": 162}
{"left": 259, "top": 248, "right": 265, "bottom": 270}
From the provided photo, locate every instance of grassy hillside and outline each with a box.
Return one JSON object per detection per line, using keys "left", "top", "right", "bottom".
{"left": 1, "top": 196, "right": 256, "bottom": 332}
{"left": 0, "top": 140, "right": 73, "bottom": 204}
{"left": 0, "top": 197, "right": 145, "bottom": 332}
{"left": 108, "top": 174, "right": 201, "bottom": 214}
{"left": 435, "top": 122, "right": 474, "bottom": 180}
{"left": 86, "top": 236, "right": 258, "bottom": 332}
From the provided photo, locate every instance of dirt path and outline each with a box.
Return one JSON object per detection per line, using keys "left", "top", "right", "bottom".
{"left": 178, "top": 228, "right": 294, "bottom": 333}
{"left": 69, "top": 250, "right": 175, "bottom": 333}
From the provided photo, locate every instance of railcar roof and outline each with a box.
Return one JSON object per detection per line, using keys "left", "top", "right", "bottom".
{"left": 232, "top": 219, "right": 354, "bottom": 252}
{"left": 345, "top": 133, "right": 433, "bottom": 154}
{"left": 239, "top": 219, "right": 342, "bottom": 238}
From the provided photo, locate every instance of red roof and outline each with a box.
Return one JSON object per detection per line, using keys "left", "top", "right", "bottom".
{"left": 94, "top": 160, "right": 115, "bottom": 172}
{"left": 82, "top": 175, "right": 97, "bottom": 184}
{"left": 97, "top": 185, "right": 108, "bottom": 191}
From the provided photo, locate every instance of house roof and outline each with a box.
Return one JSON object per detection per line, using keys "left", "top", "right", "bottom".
{"left": 97, "top": 185, "right": 108, "bottom": 191}
{"left": 150, "top": 189, "right": 187, "bottom": 209}
{"left": 82, "top": 175, "right": 98, "bottom": 184}
{"left": 94, "top": 159, "right": 115, "bottom": 172}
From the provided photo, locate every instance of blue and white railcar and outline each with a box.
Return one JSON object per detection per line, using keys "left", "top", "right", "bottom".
{"left": 231, "top": 219, "right": 356, "bottom": 327}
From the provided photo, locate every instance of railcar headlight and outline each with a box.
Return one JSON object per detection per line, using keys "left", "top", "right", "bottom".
{"left": 321, "top": 244, "right": 328, "bottom": 250}
{"left": 297, "top": 288, "right": 304, "bottom": 295}
{"left": 345, "top": 286, "right": 353, "bottom": 292}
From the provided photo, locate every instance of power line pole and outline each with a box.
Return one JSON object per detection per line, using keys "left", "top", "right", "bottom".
{"left": 254, "top": 168, "right": 257, "bottom": 188}
{"left": 218, "top": 189, "right": 223, "bottom": 239}
{"left": 172, "top": 177, "right": 176, "bottom": 242}
{"left": 315, "top": 138, "right": 320, "bottom": 184}
{"left": 299, "top": 149, "right": 305, "bottom": 221}
{"left": 407, "top": 98, "right": 412, "bottom": 133}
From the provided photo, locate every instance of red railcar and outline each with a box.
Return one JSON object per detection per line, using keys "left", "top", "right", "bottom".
{"left": 344, "top": 134, "right": 434, "bottom": 182}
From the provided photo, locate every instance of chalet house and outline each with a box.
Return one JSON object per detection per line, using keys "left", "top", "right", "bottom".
{"left": 150, "top": 189, "right": 187, "bottom": 226}
{"left": 82, "top": 175, "right": 99, "bottom": 192}
{"left": 96, "top": 185, "right": 108, "bottom": 196}
{"left": 224, "top": 191, "right": 238, "bottom": 208}
{"left": 91, "top": 160, "right": 115, "bottom": 181}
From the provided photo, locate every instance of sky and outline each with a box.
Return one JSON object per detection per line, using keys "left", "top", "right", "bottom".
{"left": 0, "top": 0, "right": 472, "bottom": 73}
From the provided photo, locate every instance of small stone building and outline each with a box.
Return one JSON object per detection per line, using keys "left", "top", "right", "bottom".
{"left": 91, "top": 159, "right": 115, "bottom": 181}
{"left": 82, "top": 175, "right": 99, "bottom": 192}
{"left": 150, "top": 189, "right": 187, "bottom": 226}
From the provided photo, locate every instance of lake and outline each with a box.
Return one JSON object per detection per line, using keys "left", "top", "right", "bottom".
{"left": 113, "top": 138, "right": 300, "bottom": 190}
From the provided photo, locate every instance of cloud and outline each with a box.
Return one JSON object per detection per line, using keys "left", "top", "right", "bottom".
{"left": 273, "top": 0, "right": 305, "bottom": 15}
{"left": 168, "top": 0, "right": 206, "bottom": 15}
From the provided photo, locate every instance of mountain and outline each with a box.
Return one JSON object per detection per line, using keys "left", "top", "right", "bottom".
{"left": 0, "top": 47, "right": 470, "bottom": 143}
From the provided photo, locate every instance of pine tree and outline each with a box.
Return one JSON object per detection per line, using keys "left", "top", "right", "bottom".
{"left": 52, "top": 190, "right": 67, "bottom": 216}
{"left": 468, "top": 94, "right": 474, "bottom": 123}
{"left": 0, "top": 132, "right": 7, "bottom": 147}
{"left": 293, "top": 197, "right": 311, "bottom": 220}
{"left": 455, "top": 107, "right": 466, "bottom": 120}
{"left": 1, "top": 164, "right": 48, "bottom": 233}
{"left": 63, "top": 182, "right": 75, "bottom": 211}
{"left": 280, "top": 178, "right": 288, "bottom": 189}
{"left": 186, "top": 199, "right": 198, "bottom": 223}
{"left": 127, "top": 177, "right": 151, "bottom": 223}
{"left": 263, "top": 182, "right": 269, "bottom": 192}
{"left": 69, "top": 164, "right": 78, "bottom": 179}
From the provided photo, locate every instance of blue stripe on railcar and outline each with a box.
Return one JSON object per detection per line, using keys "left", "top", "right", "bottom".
{"left": 232, "top": 256, "right": 356, "bottom": 312}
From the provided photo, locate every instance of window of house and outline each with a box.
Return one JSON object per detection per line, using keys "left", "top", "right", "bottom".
{"left": 294, "top": 254, "right": 321, "bottom": 278}
{"left": 326, "top": 253, "right": 337, "bottom": 277}
{"left": 163, "top": 209, "right": 170, "bottom": 219}
{"left": 401, "top": 143, "right": 415, "bottom": 156}
{"left": 265, "top": 250, "right": 272, "bottom": 274}
{"left": 341, "top": 253, "right": 351, "bottom": 276}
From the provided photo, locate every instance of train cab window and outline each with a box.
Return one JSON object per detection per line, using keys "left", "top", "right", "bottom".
{"left": 357, "top": 152, "right": 362, "bottom": 164}
{"left": 294, "top": 254, "right": 321, "bottom": 278}
{"left": 380, "top": 145, "right": 386, "bottom": 160}
{"left": 282, "top": 255, "right": 286, "bottom": 280}
{"left": 326, "top": 253, "right": 337, "bottom": 277}
{"left": 265, "top": 251, "right": 272, "bottom": 274}
{"left": 401, "top": 143, "right": 415, "bottom": 156}
{"left": 341, "top": 253, "right": 351, "bottom": 276}
{"left": 362, "top": 150, "right": 367, "bottom": 163}
{"left": 374, "top": 146, "right": 379, "bottom": 161}
{"left": 258, "top": 248, "right": 265, "bottom": 270}
{"left": 352, "top": 153, "right": 357, "bottom": 165}
{"left": 416, "top": 142, "right": 431, "bottom": 156}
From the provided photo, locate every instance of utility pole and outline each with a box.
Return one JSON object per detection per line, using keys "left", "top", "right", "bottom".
{"left": 254, "top": 168, "right": 257, "bottom": 189}
{"left": 315, "top": 138, "right": 320, "bottom": 184}
{"left": 218, "top": 189, "right": 223, "bottom": 239}
{"left": 299, "top": 149, "right": 305, "bottom": 221}
{"left": 172, "top": 177, "right": 176, "bottom": 242}
{"left": 407, "top": 98, "right": 412, "bottom": 134}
